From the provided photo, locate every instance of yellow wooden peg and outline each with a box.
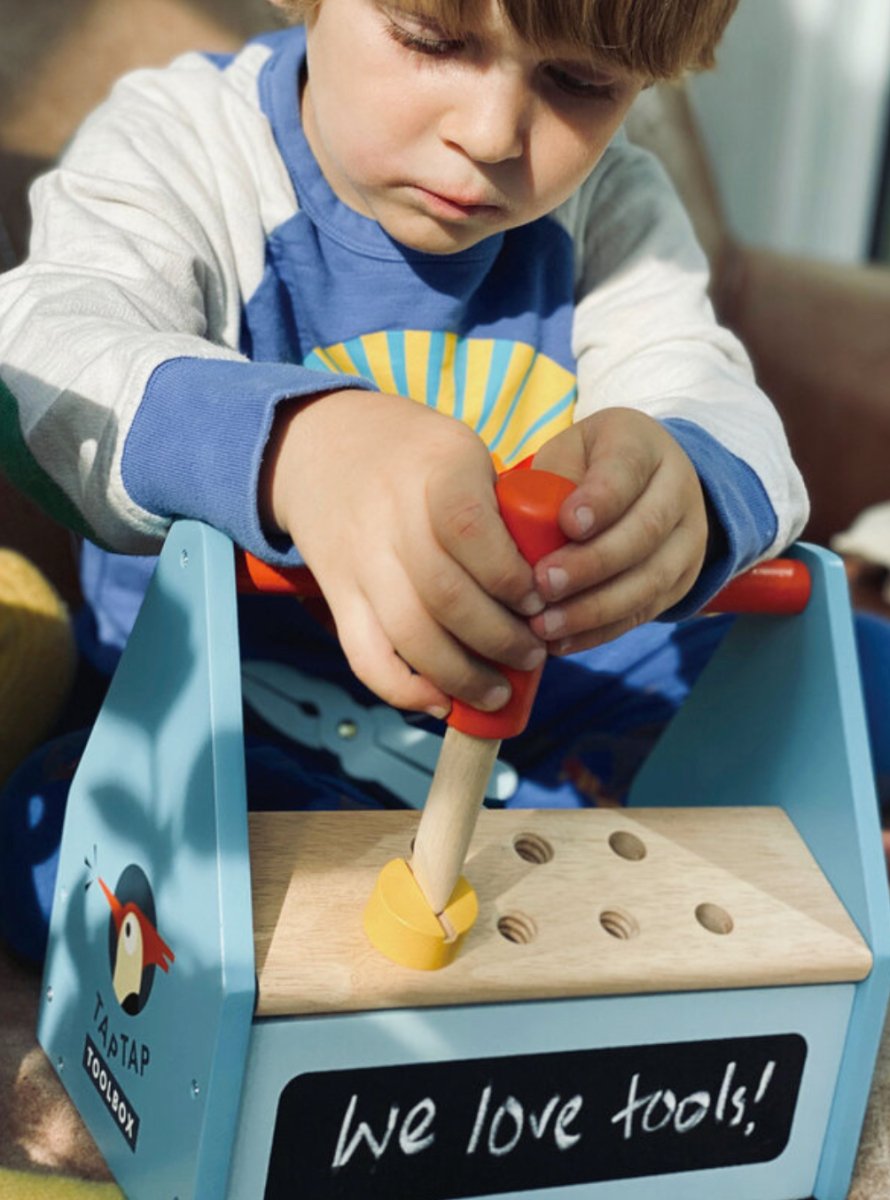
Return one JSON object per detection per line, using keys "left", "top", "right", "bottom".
{"left": 363, "top": 857, "right": 478, "bottom": 970}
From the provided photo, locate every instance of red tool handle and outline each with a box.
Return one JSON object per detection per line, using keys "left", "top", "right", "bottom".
{"left": 447, "top": 469, "right": 574, "bottom": 741}
{"left": 234, "top": 470, "right": 573, "bottom": 741}
{"left": 238, "top": 542, "right": 813, "bottom": 616}
{"left": 236, "top": 472, "right": 813, "bottom": 739}
{"left": 235, "top": 555, "right": 324, "bottom": 597}
{"left": 702, "top": 558, "right": 811, "bottom": 615}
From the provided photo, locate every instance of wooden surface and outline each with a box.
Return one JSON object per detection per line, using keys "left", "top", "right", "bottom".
{"left": 249, "top": 807, "right": 872, "bottom": 1017}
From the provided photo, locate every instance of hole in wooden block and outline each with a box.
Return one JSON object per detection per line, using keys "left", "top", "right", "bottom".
{"left": 599, "top": 908, "right": 639, "bottom": 940}
{"left": 608, "top": 830, "right": 647, "bottom": 862}
{"left": 695, "top": 902, "right": 734, "bottom": 935}
{"left": 497, "top": 912, "right": 537, "bottom": 944}
{"left": 513, "top": 831, "right": 554, "bottom": 864}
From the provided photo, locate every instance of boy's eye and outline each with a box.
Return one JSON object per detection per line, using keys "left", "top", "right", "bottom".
{"left": 384, "top": 10, "right": 465, "bottom": 57}
{"left": 545, "top": 63, "right": 619, "bottom": 101}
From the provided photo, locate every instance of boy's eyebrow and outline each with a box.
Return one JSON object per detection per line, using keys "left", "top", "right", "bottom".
{"left": 382, "top": 0, "right": 627, "bottom": 67}
{"left": 379, "top": 0, "right": 650, "bottom": 80}
{"left": 389, "top": 0, "right": 497, "bottom": 42}
{"left": 381, "top": 0, "right": 737, "bottom": 79}
{"left": 379, "top": 0, "right": 652, "bottom": 83}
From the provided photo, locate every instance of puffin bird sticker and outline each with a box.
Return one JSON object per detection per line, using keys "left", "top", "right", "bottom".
{"left": 99, "top": 867, "right": 174, "bottom": 1015}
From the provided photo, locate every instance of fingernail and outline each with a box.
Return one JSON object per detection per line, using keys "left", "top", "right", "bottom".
{"left": 574, "top": 505, "right": 594, "bottom": 535}
{"left": 546, "top": 567, "right": 569, "bottom": 599}
{"left": 481, "top": 684, "right": 511, "bottom": 711}
{"left": 542, "top": 608, "right": 566, "bottom": 637}
{"left": 427, "top": 705, "right": 450, "bottom": 721}
{"left": 521, "top": 646, "right": 547, "bottom": 671}
{"left": 519, "top": 591, "right": 545, "bottom": 616}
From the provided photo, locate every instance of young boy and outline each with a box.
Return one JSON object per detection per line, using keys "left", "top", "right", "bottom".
{"left": 0, "top": 0, "right": 811, "bottom": 957}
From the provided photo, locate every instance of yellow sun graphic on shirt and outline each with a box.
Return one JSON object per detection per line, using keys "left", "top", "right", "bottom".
{"left": 304, "top": 330, "right": 576, "bottom": 469}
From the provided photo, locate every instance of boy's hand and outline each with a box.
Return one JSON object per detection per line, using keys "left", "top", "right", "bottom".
{"left": 529, "top": 408, "right": 709, "bottom": 654}
{"left": 262, "top": 390, "right": 547, "bottom": 716}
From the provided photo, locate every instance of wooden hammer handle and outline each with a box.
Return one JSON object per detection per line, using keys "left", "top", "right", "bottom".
{"left": 411, "top": 469, "right": 574, "bottom": 913}
{"left": 409, "top": 726, "right": 502, "bottom": 916}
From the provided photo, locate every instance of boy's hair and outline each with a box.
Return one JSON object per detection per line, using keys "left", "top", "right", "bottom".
{"left": 279, "top": 0, "right": 740, "bottom": 80}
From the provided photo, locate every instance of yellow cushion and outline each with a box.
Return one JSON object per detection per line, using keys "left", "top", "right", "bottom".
{"left": 0, "top": 550, "right": 75, "bottom": 785}
{"left": 0, "top": 1168, "right": 121, "bottom": 1198}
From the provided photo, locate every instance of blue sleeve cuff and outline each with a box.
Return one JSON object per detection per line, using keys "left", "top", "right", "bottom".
{"left": 660, "top": 417, "right": 779, "bottom": 619}
{"left": 122, "top": 356, "right": 373, "bottom": 562}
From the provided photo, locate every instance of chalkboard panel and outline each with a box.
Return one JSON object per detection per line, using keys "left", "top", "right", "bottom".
{"left": 264, "top": 1033, "right": 807, "bottom": 1199}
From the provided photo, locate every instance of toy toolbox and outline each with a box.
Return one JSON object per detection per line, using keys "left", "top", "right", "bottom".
{"left": 37, "top": 511, "right": 890, "bottom": 1200}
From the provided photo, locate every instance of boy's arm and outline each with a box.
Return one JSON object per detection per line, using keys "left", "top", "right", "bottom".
{"left": 0, "top": 59, "right": 544, "bottom": 712}
{"left": 0, "top": 58, "right": 369, "bottom": 564}
{"left": 554, "top": 135, "right": 809, "bottom": 616}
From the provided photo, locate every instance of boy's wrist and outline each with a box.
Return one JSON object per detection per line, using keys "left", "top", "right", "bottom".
{"left": 259, "top": 387, "right": 367, "bottom": 538}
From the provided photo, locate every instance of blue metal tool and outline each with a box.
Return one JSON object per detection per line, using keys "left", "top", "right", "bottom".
{"left": 241, "top": 659, "right": 518, "bottom": 809}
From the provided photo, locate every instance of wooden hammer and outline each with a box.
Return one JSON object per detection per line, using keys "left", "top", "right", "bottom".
{"left": 409, "top": 468, "right": 575, "bottom": 916}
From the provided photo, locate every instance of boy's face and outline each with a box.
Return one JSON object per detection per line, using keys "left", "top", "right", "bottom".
{"left": 300, "top": 0, "right": 646, "bottom": 254}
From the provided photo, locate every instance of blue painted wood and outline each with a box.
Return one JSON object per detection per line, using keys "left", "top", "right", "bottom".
{"left": 227, "top": 984, "right": 854, "bottom": 1200}
{"left": 37, "top": 524, "right": 888, "bottom": 1200}
{"left": 628, "top": 543, "right": 890, "bottom": 1198}
{"left": 38, "top": 521, "right": 255, "bottom": 1200}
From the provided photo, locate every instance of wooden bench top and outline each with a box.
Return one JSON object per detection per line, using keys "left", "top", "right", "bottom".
{"left": 249, "top": 807, "right": 872, "bottom": 1017}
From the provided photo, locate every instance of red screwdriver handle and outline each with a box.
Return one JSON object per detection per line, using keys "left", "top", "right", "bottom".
{"left": 447, "top": 469, "right": 575, "bottom": 741}
{"left": 703, "top": 558, "right": 811, "bottom": 615}
{"left": 235, "top": 475, "right": 812, "bottom": 745}
{"left": 237, "top": 543, "right": 813, "bottom": 615}
{"left": 235, "top": 554, "right": 323, "bottom": 597}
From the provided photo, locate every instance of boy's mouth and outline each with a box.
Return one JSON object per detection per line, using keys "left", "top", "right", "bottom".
{"left": 411, "top": 185, "right": 503, "bottom": 221}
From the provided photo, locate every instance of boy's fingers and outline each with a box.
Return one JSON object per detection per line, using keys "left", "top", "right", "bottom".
{"left": 426, "top": 468, "right": 544, "bottom": 618}
{"left": 352, "top": 556, "right": 520, "bottom": 711}
{"left": 535, "top": 469, "right": 685, "bottom": 601}
{"left": 535, "top": 408, "right": 665, "bottom": 548}
{"left": 530, "top": 526, "right": 703, "bottom": 645}
{"left": 570, "top": 437, "right": 660, "bottom": 540}
{"left": 530, "top": 425, "right": 587, "bottom": 489}
{"left": 333, "top": 597, "right": 451, "bottom": 716}
{"left": 408, "top": 542, "right": 547, "bottom": 671}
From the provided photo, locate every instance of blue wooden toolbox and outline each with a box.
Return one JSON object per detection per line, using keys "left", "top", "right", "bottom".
{"left": 37, "top": 520, "right": 890, "bottom": 1199}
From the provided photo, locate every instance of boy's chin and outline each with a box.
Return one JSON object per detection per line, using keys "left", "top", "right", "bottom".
{"left": 379, "top": 211, "right": 506, "bottom": 257}
{"left": 339, "top": 184, "right": 513, "bottom": 254}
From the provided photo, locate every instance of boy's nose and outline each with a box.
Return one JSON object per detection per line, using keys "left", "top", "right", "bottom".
{"left": 439, "top": 69, "right": 529, "bottom": 163}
